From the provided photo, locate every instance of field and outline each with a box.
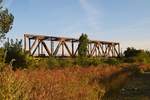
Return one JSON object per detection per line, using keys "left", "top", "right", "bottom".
{"left": 1, "top": 64, "right": 150, "bottom": 100}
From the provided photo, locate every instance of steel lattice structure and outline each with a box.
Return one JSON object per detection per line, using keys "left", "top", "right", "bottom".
{"left": 24, "top": 34, "right": 121, "bottom": 57}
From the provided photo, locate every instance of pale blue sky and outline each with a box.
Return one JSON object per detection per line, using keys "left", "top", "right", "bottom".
{"left": 3, "top": 0, "right": 150, "bottom": 50}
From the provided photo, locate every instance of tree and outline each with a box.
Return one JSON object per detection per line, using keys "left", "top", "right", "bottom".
{"left": 124, "top": 47, "right": 141, "bottom": 58}
{"left": 78, "top": 33, "right": 89, "bottom": 57}
{"left": 0, "top": 0, "right": 14, "bottom": 40}
{"left": 4, "top": 39, "right": 27, "bottom": 69}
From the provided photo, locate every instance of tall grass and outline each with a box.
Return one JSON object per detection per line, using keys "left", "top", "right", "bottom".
{"left": 1, "top": 63, "right": 149, "bottom": 100}
{"left": 0, "top": 65, "right": 123, "bottom": 100}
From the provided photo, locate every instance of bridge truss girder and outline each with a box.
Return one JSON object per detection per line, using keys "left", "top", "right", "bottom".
{"left": 24, "top": 34, "right": 120, "bottom": 57}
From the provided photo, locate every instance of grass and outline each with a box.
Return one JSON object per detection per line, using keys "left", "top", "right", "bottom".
{"left": 0, "top": 65, "right": 122, "bottom": 100}
{"left": 0, "top": 64, "right": 150, "bottom": 100}
{"left": 102, "top": 64, "right": 150, "bottom": 100}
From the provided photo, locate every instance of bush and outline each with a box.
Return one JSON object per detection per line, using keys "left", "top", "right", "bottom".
{"left": 124, "top": 47, "right": 150, "bottom": 64}
{"left": 4, "top": 39, "right": 27, "bottom": 69}
{"left": 75, "top": 57, "right": 91, "bottom": 67}
{"left": 26, "top": 56, "right": 45, "bottom": 69}
{"left": 46, "top": 57, "right": 60, "bottom": 69}
{"left": 104, "top": 58, "right": 120, "bottom": 65}
{"left": 124, "top": 47, "right": 141, "bottom": 58}
{"left": 58, "top": 58, "right": 74, "bottom": 68}
{"left": 89, "top": 58, "right": 102, "bottom": 66}
{"left": 135, "top": 51, "right": 150, "bottom": 64}
{"left": 75, "top": 57, "right": 104, "bottom": 67}
{"left": 123, "top": 57, "right": 136, "bottom": 63}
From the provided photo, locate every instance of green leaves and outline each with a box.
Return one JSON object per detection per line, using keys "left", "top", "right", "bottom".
{"left": 78, "top": 33, "right": 89, "bottom": 57}
{"left": 4, "top": 39, "right": 27, "bottom": 69}
{"left": 0, "top": 0, "right": 14, "bottom": 40}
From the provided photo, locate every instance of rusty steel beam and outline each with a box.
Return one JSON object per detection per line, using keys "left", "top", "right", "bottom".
{"left": 41, "top": 41, "right": 51, "bottom": 56}
{"left": 24, "top": 34, "right": 26, "bottom": 52}
{"left": 24, "top": 33, "right": 120, "bottom": 57}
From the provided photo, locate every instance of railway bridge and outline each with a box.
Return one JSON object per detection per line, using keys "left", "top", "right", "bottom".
{"left": 24, "top": 34, "right": 121, "bottom": 57}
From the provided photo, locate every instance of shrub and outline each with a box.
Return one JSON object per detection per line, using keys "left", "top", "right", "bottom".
{"left": 46, "top": 57, "right": 60, "bottom": 69}
{"left": 58, "top": 58, "right": 74, "bottom": 68}
{"left": 124, "top": 47, "right": 141, "bottom": 58}
{"left": 104, "top": 58, "right": 120, "bottom": 65}
{"left": 89, "top": 58, "right": 102, "bottom": 66}
{"left": 26, "top": 57, "right": 47, "bottom": 69}
{"left": 4, "top": 39, "right": 27, "bottom": 69}
{"left": 124, "top": 47, "right": 150, "bottom": 64}
{"left": 135, "top": 51, "right": 150, "bottom": 64}
{"left": 75, "top": 57, "right": 90, "bottom": 67}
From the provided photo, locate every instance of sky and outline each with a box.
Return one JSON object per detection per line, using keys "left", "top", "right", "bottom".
{"left": 3, "top": 0, "right": 150, "bottom": 50}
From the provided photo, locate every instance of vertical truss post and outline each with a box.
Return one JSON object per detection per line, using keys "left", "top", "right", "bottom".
{"left": 29, "top": 38, "right": 31, "bottom": 54}
{"left": 41, "top": 42, "right": 43, "bottom": 54}
{"left": 24, "top": 35, "right": 26, "bottom": 52}
{"left": 62, "top": 41, "right": 64, "bottom": 57}
{"left": 72, "top": 40, "right": 74, "bottom": 57}
{"left": 118, "top": 43, "right": 120, "bottom": 57}
{"left": 38, "top": 40, "right": 40, "bottom": 56}
{"left": 51, "top": 40, "right": 54, "bottom": 56}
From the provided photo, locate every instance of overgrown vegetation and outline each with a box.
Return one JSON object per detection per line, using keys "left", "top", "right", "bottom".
{"left": 4, "top": 39, "right": 27, "bottom": 69}
{"left": 123, "top": 47, "right": 150, "bottom": 64}
{"left": 0, "top": 64, "right": 123, "bottom": 100}
{"left": 1, "top": 63, "right": 150, "bottom": 100}
{"left": 0, "top": 0, "right": 150, "bottom": 99}
{"left": 0, "top": 38, "right": 150, "bottom": 70}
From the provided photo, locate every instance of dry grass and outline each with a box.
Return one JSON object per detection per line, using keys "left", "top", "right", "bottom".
{"left": 0, "top": 65, "right": 123, "bottom": 100}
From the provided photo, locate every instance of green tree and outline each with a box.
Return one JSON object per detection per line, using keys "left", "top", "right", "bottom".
{"left": 0, "top": 0, "right": 14, "bottom": 40}
{"left": 124, "top": 47, "right": 141, "bottom": 58}
{"left": 4, "top": 39, "right": 27, "bottom": 69}
{"left": 78, "top": 33, "right": 89, "bottom": 57}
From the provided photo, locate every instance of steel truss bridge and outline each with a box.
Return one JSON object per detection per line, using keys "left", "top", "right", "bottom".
{"left": 24, "top": 34, "right": 121, "bottom": 57}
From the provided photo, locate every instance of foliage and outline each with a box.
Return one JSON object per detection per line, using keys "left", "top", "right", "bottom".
{"left": 75, "top": 57, "right": 90, "bottom": 67}
{"left": 88, "top": 58, "right": 104, "bottom": 66}
{"left": 124, "top": 47, "right": 150, "bottom": 64}
{"left": 4, "top": 39, "right": 27, "bottom": 69}
{"left": 135, "top": 51, "right": 150, "bottom": 64}
{"left": 58, "top": 58, "right": 74, "bottom": 68}
{"left": 0, "top": 0, "right": 14, "bottom": 40}
{"left": 26, "top": 56, "right": 44, "bottom": 69}
{"left": 124, "top": 47, "right": 141, "bottom": 58}
{"left": 78, "top": 33, "right": 89, "bottom": 57}
{"left": 37, "top": 57, "right": 121, "bottom": 68}
{"left": 75, "top": 57, "right": 104, "bottom": 67}
{"left": 46, "top": 57, "right": 74, "bottom": 69}
{"left": 104, "top": 58, "right": 120, "bottom": 65}
{"left": 46, "top": 57, "right": 60, "bottom": 69}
